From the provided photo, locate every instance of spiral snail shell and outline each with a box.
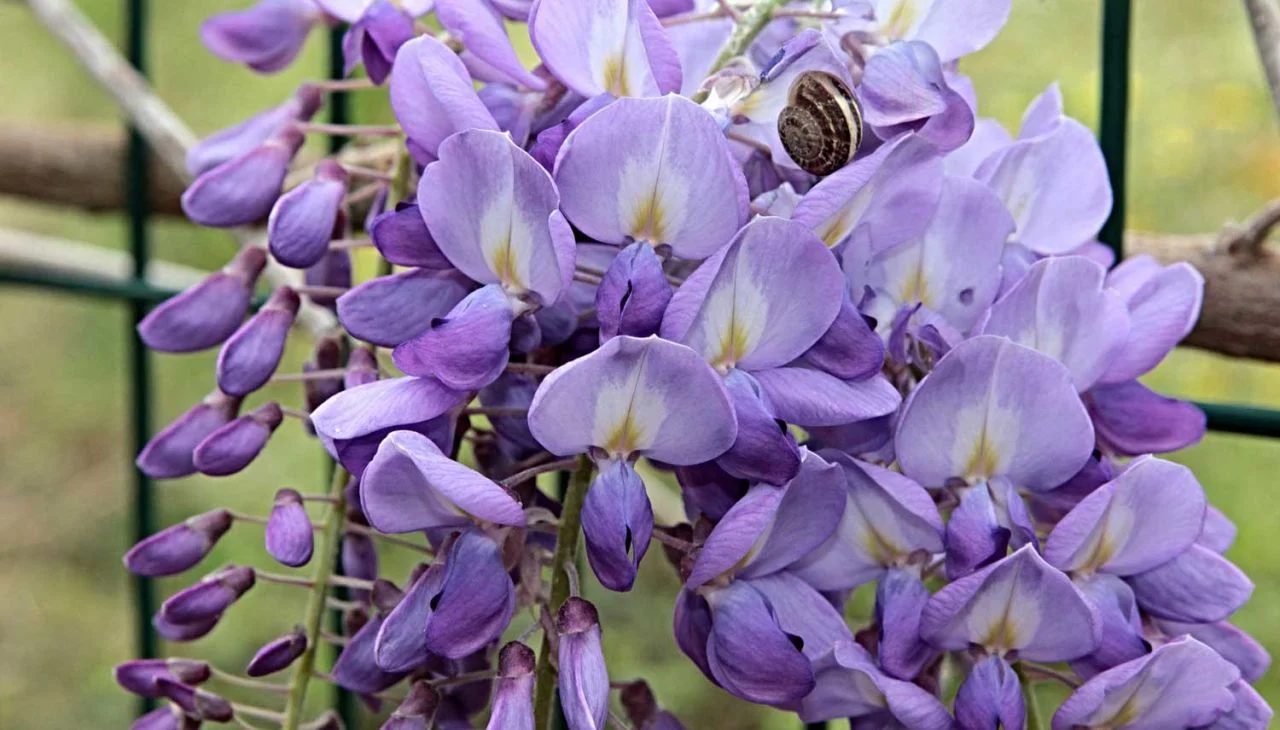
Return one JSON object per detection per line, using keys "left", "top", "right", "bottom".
{"left": 777, "top": 71, "right": 863, "bottom": 177}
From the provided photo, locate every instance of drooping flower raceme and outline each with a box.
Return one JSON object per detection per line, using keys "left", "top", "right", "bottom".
{"left": 117, "top": 1, "right": 1269, "bottom": 728}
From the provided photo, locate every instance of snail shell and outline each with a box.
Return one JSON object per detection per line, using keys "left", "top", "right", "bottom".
{"left": 777, "top": 71, "right": 863, "bottom": 177}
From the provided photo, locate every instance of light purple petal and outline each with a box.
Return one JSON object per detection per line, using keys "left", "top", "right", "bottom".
{"left": 369, "top": 202, "right": 452, "bottom": 269}
{"left": 268, "top": 162, "right": 346, "bottom": 269}
{"left": 1086, "top": 379, "right": 1206, "bottom": 456}
{"left": 873, "top": 568, "right": 936, "bottom": 680}
{"left": 1100, "top": 261, "right": 1204, "bottom": 383}
{"left": 420, "top": 129, "right": 569, "bottom": 305}
{"left": 736, "top": 450, "right": 846, "bottom": 580}
{"left": 944, "top": 117, "right": 1012, "bottom": 178}
{"left": 716, "top": 369, "right": 801, "bottom": 486}
{"left": 187, "top": 87, "right": 321, "bottom": 176}
{"left": 201, "top": 0, "right": 317, "bottom": 73}
{"left": 1199, "top": 506, "right": 1238, "bottom": 554}
{"left": 1044, "top": 455, "right": 1206, "bottom": 576}
{"left": 954, "top": 655, "right": 1024, "bottom": 730}
{"left": 894, "top": 335, "right": 1094, "bottom": 490}
{"left": 375, "top": 562, "right": 446, "bottom": 672}
{"left": 527, "top": 335, "right": 736, "bottom": 464}
{"left": 181, "top": 131, "right": 302, "bottom": 227}
{"left": 664, "top": 216, "right": 844, "bottom": 370}
{"left": 802, "top": 291, "right": 885, "bottom": 381}
{"left": 437, "top": 0, "right": 546, "bottom": 89}
{"left": 1019, "top": 82, "right": 1065, "bottom": 139}
{"left": 749, "top": 572, "right": 854, "bottom": 660}
{"left": 920, "top": 544, "right": 1100, "bottom": 662}
{"left": 703, "top": 581, "right": 815, "bottom": 704}
{"left": 1203, "top": 681, "right": 1273, "bottom": 730}
{"left": 554, "top": 95, "right": 745, "bottom": 259}
{"left": 311, "top": 376, "right": 469, "bottom": 442}
{"left": 1128, "top": 545, "right": 1254, "bottom": 623}
{"left": 426, "top": 530, "right": 516, "bottom": 658}
{"left": 860, "top": 41, "right": 974, "bottom": 151}
{"left": 392, "top": 284, "right": 515, "bottom": 391}
{"left": 1156, "top": 620, "right": 1270, "bottom": 684}
{"left": 878, "top": 0, "right": 1011, "bottom": 62}
{"left": 752, "top": 366, "right": 902, "bottom": 427}
{"left": 529, "top": 0, "right": 681, "bottom": 97}
{"left": 138, "top": 248, "right": 264, "bottom": 353}
{"left": 390, "top": 35, "right": 499, "bottom": 160}
{"left": 580, "top": 458, "right": 654, "bottom": 591}
{"left": 336, "top": 269, "right": 474, "bottom": 347}
{"left": 1070, "top": 573, "right": 1148, "bottom": 678}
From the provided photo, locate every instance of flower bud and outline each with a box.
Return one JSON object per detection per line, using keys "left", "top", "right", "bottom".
{"left": 216, "top": 288, "right": 301, "bottom": 396}
{"left": 384, "top": 681, "right": 441, "bottom": 730}
{"left": 114, "top": 658, "right": 211, "bottom": 698}
{"left": 247, "top": 625, "right": 308, "bottom": 676}
{"left": 596, "top": 241, "right": 672, "bottom": 343}
{"left": 266, "top": 488, "right": 314, "bottom": 567}
{"left": 369, "top": 202, "right": 451, "bottom": 269}
{"left": 344, "top": 347, "right": 379, "bottom": 389}
{"left": 200, "top": 0, "right": 319, "bottom": 73}
{"left": 124, "top": 509, "right": 233, "bottom": 577}
{"left": 138, "top": 247, "right": 266, "bottom": 353}
{"left": 160, "top": 565, "right": 256, "bottom": 625}
{"left": 155, "top": 677, "right": 233, "bottom": 723}
{"left": 620, "top": 680, "right": 687, "bottom": 730}
{"left": 137, "top": 390, "right": 243, "bottom": 479}
{"left": 153, "top": 611, "right": 221, "bottom": 642}
{"left": 193, "top": 402, "right": 284, "bottom": 477}
{"left": 305, "top": 247, "right": 353, "bottom": 309}
{"left": 181, "top": 128, "right": 305, "bottom": 228}
{"left": 486, "top": 642, "right": 536, "bottom": 730}
{"left": 304, "top": 335, "right": 346, "bottom": 413}
{"left": 269, "top": 161, "right": 348, "bottom": 268}
{"left": 341, "top": 530, "right": 378, "bottom": 603}
{"left": 556, "top": 597, "right": 608, "bottom": 730}
{"left": 187, "top": 86, "right": 323, "bottom": 176}
{"left": 131, "top": 705, "right": 196, "bottom": 730}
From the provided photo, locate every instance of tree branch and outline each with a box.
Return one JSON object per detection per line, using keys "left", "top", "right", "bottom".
{"left": 1245, "top": 0, "right": 1280, "bottom": 119}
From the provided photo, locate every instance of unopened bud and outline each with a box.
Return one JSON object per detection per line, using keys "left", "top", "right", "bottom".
{"left": 124, "top": 509, "right": 233, "bottom": 577}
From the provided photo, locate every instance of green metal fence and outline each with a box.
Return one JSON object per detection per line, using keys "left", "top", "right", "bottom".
{"left": 1, "top": 0, "right": 1277, "bottom": 728}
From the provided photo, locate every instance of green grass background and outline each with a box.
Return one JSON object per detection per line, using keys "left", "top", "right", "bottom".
{"left": 0, "top": 1, "right": 1276, "bottom": 727}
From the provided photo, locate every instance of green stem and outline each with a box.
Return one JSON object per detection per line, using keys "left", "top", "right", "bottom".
{"left": 693, "top": 0, "right": 790, "bottom": 102}
{"left": 532, "top": 456, "right": 594, "bottom": 730}
{"left": 1017, "top": 665, "right": 1045, "bottom": 730}
{"left": 280, "top": 466, "right": 349, "bottom": 730}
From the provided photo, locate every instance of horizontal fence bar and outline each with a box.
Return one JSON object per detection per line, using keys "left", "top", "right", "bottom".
{"left": 1198, "top": 402, "right": 1280, "bottom": 439}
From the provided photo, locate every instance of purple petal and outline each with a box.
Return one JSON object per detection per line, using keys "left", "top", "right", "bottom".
{"left": 920, "top": 545, "right": 1100, "bottom": 662}
{"left": 152, "top": 612, "right": 220, "bottom": 642}
{"left": 369, "top": 202, "right": 452, "bottom": 269}
{"left": 581, "top": 459, "right": 654, "bottom": 592}
{"left": 530, "top": 0, "right": 681, "bottom": 97}
{"left": 337, "top": 268, "right": 474, "bottom": 347}
{"left": 246, "top": 626, "right": 307, "bottom": 676}
{"left": 685, "top": 484, "right": 782, "bottom": 589}
{"left": 716, "top": 369, "right": 801, "bottom": 485}
{"left": 883, "top": 0, "right": 1011, "bottom": 62}
{"left": 187, "top": 87, "right": 321, "bottom": 176}
{"left": 311, "top": 376, "right": 469, "bottom": 442}
{"left": 943, "top": 480, "right": 1011, "bottom": 579}
{"left": 426, "top": 530, "right": 516, "bottom": 658}
{"left": 437, "top": 0, "right": 545, "bottom": 89}
{"left": 802, "top": 292, "right": 885, "bottom": 381}
{"left": 894, "top": 335, "right": 1094, "bottom": 490}
{"left": 1199, "top": 505, "right": 1238, "bottom": 554}
{"left": 124, "top": 509, "right": 232, "bottom": 578}
{"left": 673, "top": 588, "right": 715, "bottom": 681}
{"left": 1100, "top": 260, "right": 1204, "bottom": 383}
{"left": 1052, "top": 636, "right": 1240, "bottom": 730}
{"left": 137, "top": 391, "right": 242, "bottom": 479}
{"left": 874, "top": 568, "right": 936, "bottom": 680}
{"left": 138, "top": 247, "right": 265, "bottom": 352}
{"left": 361, "top": 430, "right": 525, "bottom": 533}
{"left": 265, "top": 488, "right": 314, "bottom": 567}
{"left": 750, "top": 572, "right": 854, "bottom": 660}
{"left": 528, "top": 335, "right": 737, "bottom": 464}
{"left": 1070, "top": 573, "right": 1148, "bottom": 678}
{"left": 390, "top": 35, "right": 499, "bottom": 160}
{"left": 115, "top": 658, "right": 210, "bottom": 699}
{"left": 268, "top": 161, "right": 346, "bottom": 268}
{"left": 1128, "top": 545, "right": 1253, "bottom": 623}
{"left": 982, "top": 256, "right": 1131, "bottom": 391}
{"left": 419, "top": 129, "right": 572, "bottom": 305}
{"left": 216, "top": 288, "right": 299, "bottom": 396}
{"left": 1203, "top": 681, "right": 1273, "bottom": 730}
{"left": 800, "top": 640, "right": 952, "bottom": 728}
{"left": 181, "top": 130, "right": 302, "bottom": 227}
{"left": 944, "top": 117, "right": 1013, "bottom": 178}
{"left": 161, "top": 565, "right": 255, "bottom": 625}
{"left": 393, "top": 284, "right": 515, "bottom": 391}
{"left": 554, "top": 95, "right": 745, "bottom": 259}
{"left": 976, "top": 116, "right": 1112, "bottom": 255}
{"left": 375, "top": 561, "right": 447, "bottom": 672}
{"left": 703, "top": 581, "right": 815, "bottom": 705}
{"left": 193, "top": 402, "right": 283, "bottom": 476}
{"left": 1086, "top": 379, "right": 1207, "bottom": 456}
{"left": 860, "top": 41, "right": 974, "bottom": 151}
{"left": 954, "top": 655, "right": 1024, "bottom": 730}
{"left": 1045, "top": 455, "right": 1206, "bottom": 576}
{"left": 596, "top": 240, "right": 672, "bottom": 342}
{"left": 556, "top": 598, "right": 609, "bottom": 730}
{"left": 487, "top": 642, "right": 537, "bottom": 730}
{"left": 752, "top": 366, "right": 902, "bottom": 427}
{"left": 339, "top": 614, "right": 412, "bottom": 692}
{"left": 200, "top": 0, "right": 317, "bottom": 73}
{"left": 1019, "top": 82, "right": 1065, "bottom": 139}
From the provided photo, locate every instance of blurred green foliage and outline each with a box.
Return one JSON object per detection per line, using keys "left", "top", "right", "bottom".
{"left": 0, "top": 1, "right": 1275, "bottom": 728}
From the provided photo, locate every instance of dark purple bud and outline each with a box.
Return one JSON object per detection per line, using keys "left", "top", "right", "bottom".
{"left": 486, "top": 642, "right": 536, "bottom": 730}
{"left": 596, "top": 241, "right": 672, "bottom": 342}
{"left": 153, "top": 611, "right": 221, "bottom": 642}
{"left": 216, "top": 287, "right": 300, "bottom": 396}
{"left": 342, "top": 531, "right": 378, "bottom": 603}
{"left": 115, "top": 658, "right": 211, "bottom": 698}
{"left": 160, "top": 565, "right": 256, "bottom": 625}
{"left": 137, "top": 390, "right": 243, "bottom": 479}
{"left": 580, "top": 459, "right": 653, "bottom": 592}
{"left": 556, "top": 597, "right": 609, "bottom": 730}
{"left": 392, "top": 284, "right": 515, "bottom": 391}
{"left": 305, "top": 248, "right": 353, "bottom": 310}
{"left": 155, "top": 677, "right": 233, "bottom": 723}
{"left": 954, "top": 655, "right": 1024, "bottom": 730}
{"left": 124, "top": 509, "right": 233, "bottom": 577}
{"left": 344, "top": 348, "right": 379, "bottom": 389}
{"left": 716, "top": 369, "right": 800, "bottom": 486}
{"left": 187, "top": 86, "right": 322, "bottom": 176}
{"left": 269, "top": 161, "right": 348, "bottom": 268}
{"left": 266, "top": 488, "right": 314, "bottom": 567}
{"left": 804, "top": 293, "right": 885, "bottom": 380}
{"left": 620, "top": 680, "right": 687, "bottom": 730}
{"left": 336, "top": 268, "right": 473, "bottom": 347}
{"left": 369, "top": 202, "right": 451, "bottom": 269}
{"left": 304, "top": 335, "right": 345, "bottom": 412}
{"left": 345, "top": 0, "right": 416, "bottom": 85}
{"left": 200, "top": 0, "right": 319, "bottom": 74}
{"left": 181, "top": 128, "right": 305, "bottom": 227}
{"left": 130, "top": 706, "right": 189, "bottom": 730}
{"left": 384, "top": 681, "right": 441, "bottom": 730}
{"left": 138, "top": 247, "right": 266, "bottom": 352}
{"left": 193, "top": 402, "right": 283, "bottom": 476}
{"left": 247, "top": 625, "right": 308, "bottom": 676}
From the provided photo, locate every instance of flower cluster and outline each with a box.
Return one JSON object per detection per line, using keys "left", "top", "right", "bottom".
{"left": 117, "top": 0, "right": 1271, "bottom": 729}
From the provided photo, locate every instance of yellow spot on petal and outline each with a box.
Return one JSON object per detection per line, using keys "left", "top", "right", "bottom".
{"left": 883, "top": 0, "right": 921, "bottom": 41}
{"left": 602, "top": 411, "right": 645, "bottom": 457}
{"left": 628, "top": 189, "right": 668, "bottom": 244}
{"left": 711, "top": 317, "right": 752, "bottom": 371}
{"left": 898, "top": 265, "right": 932, "bottom": 308}
{"left": 963, "top": 434, "right": 1000, "bottom": 483}
{"left": 602, "top": 55, "right": 630, "bottom": 98}
{"left": 487, "top": 234, "right": 526, "bottom": 293}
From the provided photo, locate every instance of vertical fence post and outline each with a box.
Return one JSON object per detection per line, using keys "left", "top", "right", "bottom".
{"left": 124, "top": 0, "right": 157, "bottom": 716}
{"left": 1099, "top": 0, "right": 1132, "bottom": 256}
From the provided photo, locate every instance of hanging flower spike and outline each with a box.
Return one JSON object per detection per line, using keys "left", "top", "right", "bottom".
{"left": 529, "top": 0, "right": 682, "bottom": 98}
{"left": 554, "top": 94, "right": 747, "bottom": 260}
{"left": 200, "top": 0, "right": 320, "bottom": 74}
{"left": 390, "top": 35, "right": 500, "bottom": 163}
{"left": 358, "top": 429, "right": 526, "bottom": 534}
{"left": 138, "top": 246, "right": 266, "bottom": 353}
